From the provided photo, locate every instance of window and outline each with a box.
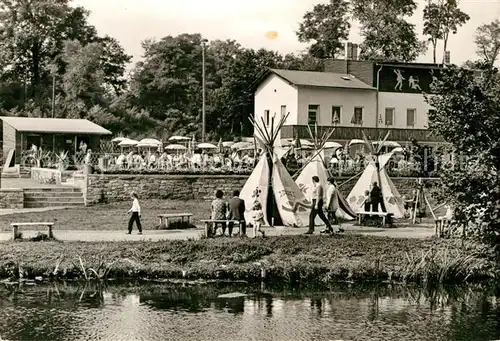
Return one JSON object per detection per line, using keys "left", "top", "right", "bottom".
{"left": 407, "top": 109, "right": 416, "bottom": 127}
{"left": 352, "top": 107, "right": 363, "bottom": 125}
{"left": 281, "top": 105, "right": 286, "bottom": 117}
{"left": 385, "top": 108, "right": 395, "bottom": 126}
{"left": 264, "top": 110, "right": 270, "bottom": 125}
{"left": 332, "top": 106, "right": 341, "bottom": 124}
{"left": 428, "top": 109, "right": 436, "bottom": 116}
{"left": 308, "top": 105, "right": 319, "bottom": 125}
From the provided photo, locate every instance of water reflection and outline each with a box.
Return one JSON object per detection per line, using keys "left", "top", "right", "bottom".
{"left": 0, "top": 281, "right": 498, "bottom": 341}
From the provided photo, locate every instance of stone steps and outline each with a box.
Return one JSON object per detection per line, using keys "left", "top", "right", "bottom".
{"left": 23, "top": 187, "right": 85, "bottom": 208}
{"left": 24, "top": 201, "right": 84, "bottom": 208}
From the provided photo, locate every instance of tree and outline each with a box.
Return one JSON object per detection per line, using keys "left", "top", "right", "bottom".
{"left": 425, "top": 63, "right": 500, "bottom": 244}
{"left": 475, "top": 19, "right": 500, "bottom": 66}
{"left": 60, "top": 40, "right": 106, "bottom": 111}
{"left": 129, "top": 34, "right": 205, "bottom": 135}
{"left": 423, "top": 0, "right": 444, "bottom": 63}
{"left": 98, "top": 35, "right": 132, "bottom": 96}
{"left": 0, "top": 0, "right": 96, "bottom": 99}
{"left": 439, "top": 0, "right": 469, "bottom": 63}
{"left": 296, "top": 0, "right": 351, "bottom": 59}
{"left": 351, "top": 0, "right": 426, "bottom": 62}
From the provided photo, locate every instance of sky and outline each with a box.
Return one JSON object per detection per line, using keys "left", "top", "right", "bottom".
{"left": 73, "top": 0, "right": 500, "bottom": 69}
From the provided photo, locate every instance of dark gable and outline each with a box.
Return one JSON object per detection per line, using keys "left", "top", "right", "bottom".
{"left": 376, "top": 66, "right": 441, "bottom": 94}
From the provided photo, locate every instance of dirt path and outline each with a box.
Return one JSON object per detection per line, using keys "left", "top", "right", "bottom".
{"left": 0, "top": 224, "right": 436, "bottom": 242}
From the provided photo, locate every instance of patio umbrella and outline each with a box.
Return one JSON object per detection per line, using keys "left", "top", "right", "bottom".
{"left": 348, "top": 139, "right": 365, "bottom": 146}
{"left": 197, "top": 142, "right": 217, "bottom": 149}
{"left": 280, "top": 139, "right": 294, "bottom": 147}
{"left": 323, "top": 141, "right": 342, "bottom": 149}
{"left": 231, "top": 141, "right": 252, "bottom": 150}
{"left": 111, "top": 137, "right": 127, "bottom": 143}
{"left": 137, "top": 138, "right": 162, "bottom": 148}
{"left": 118, "top": 139, "right": 139, "bottom": 146}
{"left": 168, "top": 136, "right": 190, "bottom": 142}
{"left": 222, "top": 141, "right": 235, "bottom": 147}
{"left": 165, "top": 144, "right": 187, "bottom": 150}
{"left": 373, "top": 141, "right": 401, "bottom": 148}
{"left": 237, "top": 145, "right": 255, "bottom": 152}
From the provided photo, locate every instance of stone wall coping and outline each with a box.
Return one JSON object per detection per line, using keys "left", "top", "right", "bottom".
{"left": 87, "top": 173, "right": 439, "bottom": 181}
{"left": 0, "top": 188, "right": 23, "bottom": 192}
{"left": 88, "top": 174, "right": 250, "bottom": 179}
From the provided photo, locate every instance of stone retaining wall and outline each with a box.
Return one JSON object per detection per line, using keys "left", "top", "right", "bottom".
{"left": 0, "top": 188, "right": 24, "bottom": 209}
{"left": 87, "top": 174, "right": 440, "bottom": 205}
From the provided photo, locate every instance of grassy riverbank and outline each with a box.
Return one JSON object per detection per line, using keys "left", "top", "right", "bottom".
{"left": 0, "top": 235, "right": 496, "bottom": 284}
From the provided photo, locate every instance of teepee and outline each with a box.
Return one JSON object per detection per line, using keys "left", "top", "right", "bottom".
{"left": 346, "top": 132, "right": 405, "bottom": 219}
{"left": 295, "top": 125, "right": 357, "bottom": 221}
{"left": 239, "top": 113, "right": 311, "bottom": 227}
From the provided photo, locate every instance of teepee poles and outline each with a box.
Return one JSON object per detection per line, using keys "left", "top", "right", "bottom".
{"left": 412, "top": 178, "right": 436, "bottom": 224}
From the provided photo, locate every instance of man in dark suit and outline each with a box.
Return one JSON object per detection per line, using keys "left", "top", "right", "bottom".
{"left": 228, "top": 190, "right": 246, "bottom": 236}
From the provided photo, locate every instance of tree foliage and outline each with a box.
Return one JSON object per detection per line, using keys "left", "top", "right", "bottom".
{"left": 423, "top": 1, "right": 444, "bottom": 63}
{"left": 351, "top": 0, "right": 426, "bottom": 62}
{"left": 296, "top": 0, "right": 351, "bottom": 59}
{"left": 439, "top": 0, "right": 469, "bottom": 63}
{"left": 425, "top": 64, "right": 500, "bottom": 244}
{"left": 474, "top": 19, "right": 500, "bottom": 66}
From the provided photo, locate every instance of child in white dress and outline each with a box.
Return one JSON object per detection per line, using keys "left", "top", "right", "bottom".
{"left": 251, "top": 201, "right": 265, "bottom": 238}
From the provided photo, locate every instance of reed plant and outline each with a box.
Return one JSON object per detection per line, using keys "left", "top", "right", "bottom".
{"left": 401, "top": 245, "right": 495, "bottom": 284}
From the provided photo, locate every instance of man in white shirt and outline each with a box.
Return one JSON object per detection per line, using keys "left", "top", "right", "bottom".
{"left": 305, "top": 176, "right": 333, "bottom": 235}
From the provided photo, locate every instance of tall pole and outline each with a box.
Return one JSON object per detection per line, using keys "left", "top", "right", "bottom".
{"left": 201, "top": 41, "right": 206, "bottom": 142}
{"left": 51, "top": 74, "right": 55, "bottom": 118}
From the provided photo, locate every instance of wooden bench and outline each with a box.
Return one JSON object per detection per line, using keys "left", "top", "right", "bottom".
{"left": 158, "top": 213, "right": 193, "bottom": 229}
{"left": 357, "top": 211, "right": 390, "bottom": 226}
{"left": 200, "top": 220, "right": 245, "bottom": 238}
{"left": 11, "top": 222, "right": 55, "bottom": 240}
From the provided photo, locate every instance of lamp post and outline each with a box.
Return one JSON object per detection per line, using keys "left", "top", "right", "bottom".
{"left": 201, "top": 39, "right": 208, "bottom": 142}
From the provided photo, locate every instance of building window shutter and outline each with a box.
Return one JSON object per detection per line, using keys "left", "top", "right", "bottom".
{"left": 281, "top": 105, "right": 286, "bottom": 117}
{"left": 265, "top": 110, "right": 270, "bottom": 125}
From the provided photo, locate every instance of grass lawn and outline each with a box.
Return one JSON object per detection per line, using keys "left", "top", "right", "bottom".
{"left": 0, "top": 200, "right": 212, "bottom": 231}
{"left": 0, "top": 234, "right": 495, "bottom": 284}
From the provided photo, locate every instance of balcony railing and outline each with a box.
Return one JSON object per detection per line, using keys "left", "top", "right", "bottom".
{"left": 281, "top": 125, "right": 444, "bottom": 143}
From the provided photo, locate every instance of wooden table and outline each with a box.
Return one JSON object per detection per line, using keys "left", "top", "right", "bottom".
{"left": 11, "top": 222, "right": 55, "bottom": 240}
{"left": 158, "top": 213, "right": 193, "bottom": 228}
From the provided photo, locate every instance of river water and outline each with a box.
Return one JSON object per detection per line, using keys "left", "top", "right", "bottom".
{"left": 0, "top": 281, "right": 498, "bottom": 341}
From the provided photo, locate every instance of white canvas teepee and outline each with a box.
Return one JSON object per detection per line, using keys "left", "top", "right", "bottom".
{"left": 239, "top": 112, "right": 311, "bottom": 227}
{"left": 295, "top": 125, "right": 356, "bottom": 221}
{"left": 347, "top": 151, "right": 405, "bottom": 219}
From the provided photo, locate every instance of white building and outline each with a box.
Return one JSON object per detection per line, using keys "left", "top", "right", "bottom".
{"left": 253, "top": 61, "right": 444, "bottom": 146}
{"left": 253, "top": 69, "right": 377, "bottom": 142}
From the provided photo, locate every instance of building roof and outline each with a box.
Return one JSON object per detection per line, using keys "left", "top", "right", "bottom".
{"left": 259, "top": 69, "right": 376, "bottom": 90}
{"left": 0, "top": 117, "right": 112, "bottom": 135}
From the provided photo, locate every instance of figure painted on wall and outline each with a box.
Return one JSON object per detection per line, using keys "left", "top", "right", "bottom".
{"left": 394, "top": 69, "right": 405, "bottom": 91}
{"left": 408, "top": 76, "right": 422, "bottom": 90}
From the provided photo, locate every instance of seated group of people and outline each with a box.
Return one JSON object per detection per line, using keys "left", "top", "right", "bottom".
{"left": 210, "top": 189, "right": 265, "bottom": 238}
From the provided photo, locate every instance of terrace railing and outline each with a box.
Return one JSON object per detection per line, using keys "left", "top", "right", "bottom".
{"left": 281, "top": 125, "right": 445, "bottom": 143}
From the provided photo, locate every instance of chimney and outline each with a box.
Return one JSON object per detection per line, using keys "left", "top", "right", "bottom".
{"left": 352, "top": 44, "right": 358, "bottom": 61}
{"left": 346, "top": 42, "right": 353, "bottom": 60}
{"left": 444, "top": 51, "right": 450, "bottom": 64}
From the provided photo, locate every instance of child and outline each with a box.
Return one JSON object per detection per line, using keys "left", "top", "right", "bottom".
{"left": 363, "top": 190, "right": 371, "bottom": 212}
{"left": 251, "top": 201, "right": 265, "bottom": 238}
{"left": 127, "top": 191, "right": 142, "bottom": 235}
